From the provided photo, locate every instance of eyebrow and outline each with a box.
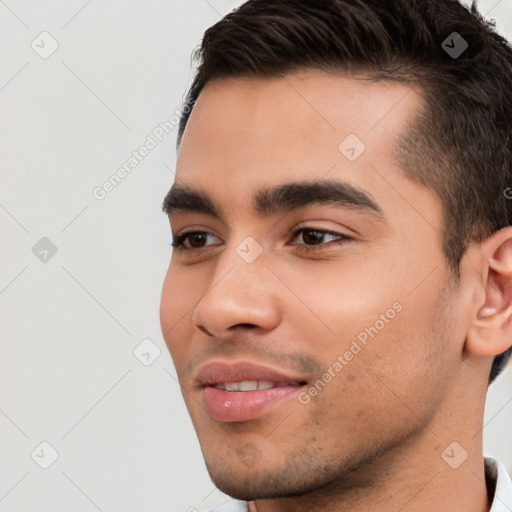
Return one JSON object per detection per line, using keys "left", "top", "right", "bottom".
{"left": 161, "top": 179, "right": 385, "bottom": 223}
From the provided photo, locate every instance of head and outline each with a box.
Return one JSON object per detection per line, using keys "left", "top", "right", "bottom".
{"left": 160, "top": 0, "right": 512, "bottom": 502}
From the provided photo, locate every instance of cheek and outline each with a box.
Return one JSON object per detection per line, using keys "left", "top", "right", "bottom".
{"left": 293, "top": 313, "right": 449, "bottom": 456}
{"left": 159, "top": 270, "right": 174, "bottom": 334}
{"left": 295, "top": 258, "right": 453, "bottom": 401}
{"left": 159, "top": 267, "right": 192, "bottom": 361}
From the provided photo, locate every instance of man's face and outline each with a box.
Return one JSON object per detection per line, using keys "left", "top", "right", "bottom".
{"left": 160, "top": 70, "right": 464, "bottom": 499}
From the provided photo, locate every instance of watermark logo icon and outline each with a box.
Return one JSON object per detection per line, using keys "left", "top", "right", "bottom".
{"left": 133, "top": 338, "right": 161, "bottom": 367}
{"left": 31, "top": 441, "right": 59, "bottom": 469}
{"left": 32, "top": 237, "right": 58, "bottom": 263}
{"left": 338, "top": 134, "right": 366, "bottom": 161}
{"left": 31, "top": 32, "right": 59, "bottom": 59}
{"left": 441, "top": 441, "right": 468, "bottom": 469}
{"left": 236, "top": 443, "right": 262, "bottom": 468}
{"left": 236, "top": 236, "right": 263, "bottom": 264}
{"left": 442, "top": 32, "right": 468, "bottom": 59}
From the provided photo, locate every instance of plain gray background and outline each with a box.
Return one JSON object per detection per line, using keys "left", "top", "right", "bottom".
{"left": 1, "top": 1, "right": 511, "bottom": 511}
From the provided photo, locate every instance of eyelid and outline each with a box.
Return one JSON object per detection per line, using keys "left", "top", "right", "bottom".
{"left": 172, "top": 224, "right": 223, "bottom": 242}
{"left": 173, "top": 220, "right": 352, "bottom": 240}
{"left": 171, "top": 225, "right": 353, "bottom": 254}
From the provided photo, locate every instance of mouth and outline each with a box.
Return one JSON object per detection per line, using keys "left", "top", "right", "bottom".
{"left": 213, "top": 380, "right": 305, "bottom": 391}
{"left": 195, "top": 362, "right": 309, "bottom": 422}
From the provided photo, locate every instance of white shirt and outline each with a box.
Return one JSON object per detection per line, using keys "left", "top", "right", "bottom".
{"left": 209, "top": 457, "right": 512, "bottom": 511}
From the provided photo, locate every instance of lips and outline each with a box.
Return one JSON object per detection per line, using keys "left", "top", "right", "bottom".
{"left": 195, "top": 361, "right": 308, "bottom": 388}
{"left": 195, "top": 361, "right": 309, "bottom": 422}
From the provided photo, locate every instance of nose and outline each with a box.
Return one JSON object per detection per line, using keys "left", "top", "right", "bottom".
{"left": 190, "top": 248, "right": 281, "bottom": 339}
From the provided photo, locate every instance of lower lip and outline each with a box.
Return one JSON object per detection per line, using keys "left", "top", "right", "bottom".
{"left": 202, "top": 385, "right": 303, "bottom": 422}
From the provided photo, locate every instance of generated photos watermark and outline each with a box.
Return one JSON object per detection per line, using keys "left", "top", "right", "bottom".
{"left": 298, "top": 301, "right": 403, "bottom": 405}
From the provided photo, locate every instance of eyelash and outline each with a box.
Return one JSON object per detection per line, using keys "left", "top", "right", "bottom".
{"left": 171, "top": 227, "right": 352, "bottom": 254}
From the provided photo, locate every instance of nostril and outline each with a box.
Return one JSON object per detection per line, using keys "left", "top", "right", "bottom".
{"left": 231, "top": 323, "right": 258, "bottom": 329}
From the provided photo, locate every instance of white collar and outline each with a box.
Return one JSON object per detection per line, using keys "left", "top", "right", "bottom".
{"left": 486, "top": 457, "right": 512, "bottom": 511}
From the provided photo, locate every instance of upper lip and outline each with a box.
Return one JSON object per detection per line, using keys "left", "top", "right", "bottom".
{"left": 195, "top": 361, "right": 309, "bottom": 387}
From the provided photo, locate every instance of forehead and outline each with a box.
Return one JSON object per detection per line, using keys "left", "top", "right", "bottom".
{"left": 174, "top": 70, "right": 435, "bottom": 224}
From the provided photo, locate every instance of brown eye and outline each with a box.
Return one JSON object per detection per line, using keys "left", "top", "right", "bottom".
{"left": 291, "top": 228, "right": 351, "bottom": 251}
{"left": 171, "top": 231, "right": 221, "bottom": 251}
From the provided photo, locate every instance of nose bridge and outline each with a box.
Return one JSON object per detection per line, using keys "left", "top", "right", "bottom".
{"left": 212, "top": 230, "right": 271, "bottom": 296}
{"left": 191, "top": 235, "right": 281, "bottom": 335}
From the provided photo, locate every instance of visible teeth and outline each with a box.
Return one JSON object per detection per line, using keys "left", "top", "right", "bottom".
{"left": 216, "top": 380, "right": 280, "bottom": 391}
{"left": 239, "top": 380, "right": 258, "bottom": 391}
{"left": 257, "top": 381, "right": 275, "bottom": 390}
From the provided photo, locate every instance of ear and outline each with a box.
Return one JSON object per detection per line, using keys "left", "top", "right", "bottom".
{"left": 466, "top": 226, "right": 512, "bottom": 357}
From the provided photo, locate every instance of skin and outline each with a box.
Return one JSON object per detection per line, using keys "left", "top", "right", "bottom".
{"left": 160, "top": 69, "right": 512, "bottom": 512}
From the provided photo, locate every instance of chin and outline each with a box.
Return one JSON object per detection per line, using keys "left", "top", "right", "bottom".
{"left": 203, "top": 454, "right": 340, "bottom": 502}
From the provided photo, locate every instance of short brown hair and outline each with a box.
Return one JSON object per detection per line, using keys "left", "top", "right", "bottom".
{"left": 175, "top": 0, "right": 512, "bottom": 383}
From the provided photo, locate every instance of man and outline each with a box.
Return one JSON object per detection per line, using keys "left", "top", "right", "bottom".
{"left": 160, "top": 0, "right": 512, "bottom": 510}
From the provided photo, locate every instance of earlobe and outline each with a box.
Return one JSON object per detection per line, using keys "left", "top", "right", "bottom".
{"left": 465, "top": 227, "right": 512, "bottom": 357}
{"left": 478, "top": 307, "right": 497, "bottom": 318}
